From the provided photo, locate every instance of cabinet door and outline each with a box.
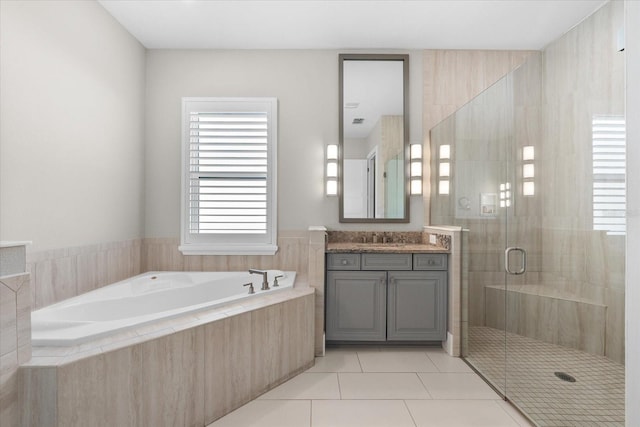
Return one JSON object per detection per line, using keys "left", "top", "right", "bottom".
{"left": 326, "top": 271, "right": 387, "bottom": 341}
{"left": 387, "top": 271, "right": 447, "bottom": 341}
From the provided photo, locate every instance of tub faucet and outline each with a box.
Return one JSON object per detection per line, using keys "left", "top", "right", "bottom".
{"left": 249, "top": 269, "right": 270, "bottom": 290}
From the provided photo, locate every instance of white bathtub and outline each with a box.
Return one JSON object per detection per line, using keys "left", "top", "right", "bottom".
{"left": 31, "top": 270, "right": 296, "bottom": 347}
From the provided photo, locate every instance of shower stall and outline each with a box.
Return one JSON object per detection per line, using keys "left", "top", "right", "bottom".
{"left": 429, "top": 2, "right": 626, "bottom": 426}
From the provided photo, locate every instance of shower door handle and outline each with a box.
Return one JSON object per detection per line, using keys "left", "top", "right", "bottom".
{"left": 504, "top": 247, "right": 527, "bottom": 275}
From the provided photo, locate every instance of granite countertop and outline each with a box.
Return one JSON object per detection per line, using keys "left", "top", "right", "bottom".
{"left": 326, "top": 242, "right": 449, "bottom": 254}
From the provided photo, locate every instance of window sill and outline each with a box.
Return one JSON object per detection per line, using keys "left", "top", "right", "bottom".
{"left": 178, "top": 244, "right": 279, "bottom": 256}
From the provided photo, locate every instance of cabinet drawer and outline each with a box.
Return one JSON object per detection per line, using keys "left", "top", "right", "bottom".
{"left": 413, "top": 254, "right": 447, "bottom": 270}
{"left": 327, "top": 253, "right": 361, "bottom": 270}
{"left": 361, "top": 253, "right": 412, "bottom": 270}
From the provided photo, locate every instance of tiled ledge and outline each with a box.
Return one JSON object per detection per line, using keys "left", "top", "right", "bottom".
{"left": 27, "top": 286, "right": 314, "bottom": 367}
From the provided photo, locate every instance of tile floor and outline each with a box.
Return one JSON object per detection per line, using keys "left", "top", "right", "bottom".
{"left": 468, "top": 326, "right": 625, "bottom": 427}
{"left": 208, "top": 346, "right": 534, "bottom": 427}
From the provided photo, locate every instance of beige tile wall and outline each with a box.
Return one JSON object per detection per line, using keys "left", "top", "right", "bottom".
{"left": 27, "top": 239, "right": 142, "bottom": 310}
{"left": 142, "top": 232, "right": 310, "bottom": 283}
{"left": 427, "top": 1, "right": 625, "bottom": 364}
{"left": 20, "top": 291, "right": 314, "bottom": 427}
{"left": 0, "top": 273, "right": 31, "bottom": 427}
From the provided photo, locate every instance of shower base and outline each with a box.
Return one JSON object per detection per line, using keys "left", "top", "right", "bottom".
{"left": 467, "top": 326, "right": 624, "bottom": 427}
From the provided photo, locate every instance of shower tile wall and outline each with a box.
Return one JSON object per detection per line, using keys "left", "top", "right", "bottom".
{"left": 427, "top": 1, "right": 625, "bottom": 364}
{"left": 539, "top": 0, "right": 625, "bottom": 363}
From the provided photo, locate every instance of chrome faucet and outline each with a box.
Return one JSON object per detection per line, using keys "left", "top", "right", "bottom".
{"left": 249, "top": 269, "right": 269, "bottom": 290}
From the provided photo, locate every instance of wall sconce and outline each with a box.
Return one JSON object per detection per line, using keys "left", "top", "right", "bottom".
{"left": 326, "top": 144, "right": 338, "bottom": 196}
{"left": 523, "top": 181, "right": 535, "bottom": 196}
{"left": 410, "top": 143, "right": 422, "bottom": 195}
{"left": 522, "top": 145, "right": 535, "bottom": 196}
{"left": 438, "top": 144, "right": 450, "bottom": 195}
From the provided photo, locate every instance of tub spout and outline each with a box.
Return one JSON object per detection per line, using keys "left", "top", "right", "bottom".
{"left": 249, "top": 269, "right": 270, "bottom": 290}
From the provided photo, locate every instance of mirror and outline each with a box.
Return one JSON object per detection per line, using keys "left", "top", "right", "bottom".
{"left": 339, "top": 54, "right": 409, "bottom": 223}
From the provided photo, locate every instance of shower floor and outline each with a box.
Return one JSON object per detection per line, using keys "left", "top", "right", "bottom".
{"left": 467, "top": 326, "right": 625, "bottom": 427}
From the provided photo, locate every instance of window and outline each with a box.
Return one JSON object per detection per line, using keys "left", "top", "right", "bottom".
{"left": 180, "top": 98, "right": 278, "bottom": 255}
{"left": 592, "top": 115, "right": 626, "bottom": 236}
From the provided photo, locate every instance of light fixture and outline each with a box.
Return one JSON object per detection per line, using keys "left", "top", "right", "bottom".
{"left": 523, "top": 181, "right": 535, "bottom": 196}
{"left": 439, "top": 162, "right": 450, "bottom": 177}
{"left": 410, "top": 143, "right": 422, "bottom": 195}
{"left": 438, "top": 180, "right": 449, "bottom": 195}
{"left": 439, "top": 144, "right": 450, "bottom": 160}
{"left": 523, "top": 164, "right": 534, "bottom": 179}
{"left": 326, "top": 144, "right": 338, "bottom": 196}
{"left": 523, "top": 146, "right": 535, "bottom": 161}
{"left": 437, "top": 144, "right": 451, "bottom": 196}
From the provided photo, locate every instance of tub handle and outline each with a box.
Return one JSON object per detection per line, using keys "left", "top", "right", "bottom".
{"left": 273, "top": 275, "right": 284, "bottom": 287}
{"left": 243, "top": 282, "right": 255, "bottom": 294}
{"left": 504, "top": 247, "right": 527, "bottom": 275}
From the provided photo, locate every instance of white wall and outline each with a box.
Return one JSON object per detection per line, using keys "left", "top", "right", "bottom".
{"left": 0, "top": 0, "right": 146, "bottom": 252}
{"left": 144, "top": 49, "right": 423, "bottom": 237}
{"left": 626, "top": 2, "right": 640, "bottom": 425}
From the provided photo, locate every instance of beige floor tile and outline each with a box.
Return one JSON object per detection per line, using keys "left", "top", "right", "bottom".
{"left": 338, "top": 373, "right": 431, "bottom": 399}
{"left": 425, "top": 351, "right": 473, "bottom": 373}
{"left": 495, "top": 400, "right": 536, "bottom": 427}
{"left": 312, "top": 400, "right": 416, "bottom": 427}
{"left": 418, "top": 373, "right": 500, "bottom": 399}
{"left": 306, "top": 351, "right": 362, "bottom": 373}
{"left": 357, "top": 350, "right": 439, "bottom": 372}
{"left": 207, "top": 400, "right": 310, "bottom": 427}
{"left": 258, "top": 373, "right": 340, "bottom": 400}
{"left": 406, "top": 400, "right": 521, "bottom": 427}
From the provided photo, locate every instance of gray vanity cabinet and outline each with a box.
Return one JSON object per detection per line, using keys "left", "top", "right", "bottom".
{"left": 326, "top": 252, "right": 448, "bottom": 342}
{"left": 326, "top": 270, "right": 387, "bottom": 341}
{"left": 387, "top": 271, "right": 447, "bottom": 340}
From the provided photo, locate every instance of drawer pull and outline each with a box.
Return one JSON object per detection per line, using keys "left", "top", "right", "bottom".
{"left": 342, "top": 259, "right": 348, "bottom": 265}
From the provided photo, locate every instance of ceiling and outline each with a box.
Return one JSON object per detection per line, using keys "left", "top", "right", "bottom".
{"left": 97, "top": 0, "right": 607, "bottom": 50}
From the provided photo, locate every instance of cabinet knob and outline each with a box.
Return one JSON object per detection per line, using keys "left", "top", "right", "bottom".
{"left": 341, "top": 259, "right": 348, "bottom": 265}
{"left": 428, "top": 259, "right": 435, "bottom": 265}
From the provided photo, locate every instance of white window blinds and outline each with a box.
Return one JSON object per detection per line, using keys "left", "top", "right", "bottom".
{"left": 592, "top": 115, "right": 626, "bottom": 236}
{"left": 180, "top": 98, "right": 278, "bottom": 255}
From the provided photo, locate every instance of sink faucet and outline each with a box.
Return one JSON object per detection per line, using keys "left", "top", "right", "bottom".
{"left": 249, "top": 269, "right": 270, "bottom": 291}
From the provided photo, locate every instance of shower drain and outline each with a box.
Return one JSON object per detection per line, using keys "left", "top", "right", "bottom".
{"left": 554, "top": 372, "right": 577, "bottom": 383}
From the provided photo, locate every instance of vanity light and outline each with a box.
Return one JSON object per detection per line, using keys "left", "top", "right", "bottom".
{"left": 327, "top": 162, "right": 338, "bottom": 178}
{"left": 326, "top": 179, "right": 338, "bottom": 196}
{"left": 438, "top": 180, "right": 449, "bottom": 195}
{"left": 523, "top": 146, "right": 535, "bottom": 161}
{"left": 439, "top": 162, "right": 450, "bottom": 178}
{"left": 326, "top": 144, "right": 339, "bottom": 196}
{"left": 523, "top": 181, "right": 535, "bottom": 196}
{"left": 439, "top": 144, "right": 450, "bottom": 160}
{"left": 437, "top": 144, "right": 451, "bottom": 196}
{"left": 523, "top": 164, "right": 535, "bottom": 179}
{"left": 410, "top": 143, "right": 423, "bottom": 195}
{"left": 327, "top": 144, "right": 338, "bottom": 161}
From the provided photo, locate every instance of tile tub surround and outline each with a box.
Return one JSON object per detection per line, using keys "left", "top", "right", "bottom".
{"left": 26, "top": 239, "right": 143, "bottom": 310}
{"left": 21, "top": 287, "right": 315, "bottom": 427}
{"left": 1, "top": 273, "right": 31, "bottom": 427}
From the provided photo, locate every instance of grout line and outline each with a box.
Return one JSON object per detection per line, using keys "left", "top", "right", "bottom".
{"left": 414, "top": 372, "right": 433, "bottom": 399}
{"left": 336, "top": 372, "right": 342, "bottom": 400}
{"left": 309, "top": 399, "right": 313, "bottom": 427}
{"left": 402, "top": 400, "right": 419, "bottom": 427}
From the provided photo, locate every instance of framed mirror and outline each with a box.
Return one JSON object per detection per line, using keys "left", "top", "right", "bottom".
{"left": 339, "top": 54, "right": 410, "bottom": 223}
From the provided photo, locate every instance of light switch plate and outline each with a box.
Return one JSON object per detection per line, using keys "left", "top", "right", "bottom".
{"left": 429, "top": 234, "right": 437, "bottom": 244}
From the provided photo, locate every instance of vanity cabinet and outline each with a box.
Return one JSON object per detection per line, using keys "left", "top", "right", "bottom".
{"left": 326, "top": 253, "right": 448, "bottom": 342}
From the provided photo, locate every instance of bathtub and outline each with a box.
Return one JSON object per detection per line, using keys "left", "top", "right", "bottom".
{"left": 31, "top": 269, "right": 296, "bottom": 347}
